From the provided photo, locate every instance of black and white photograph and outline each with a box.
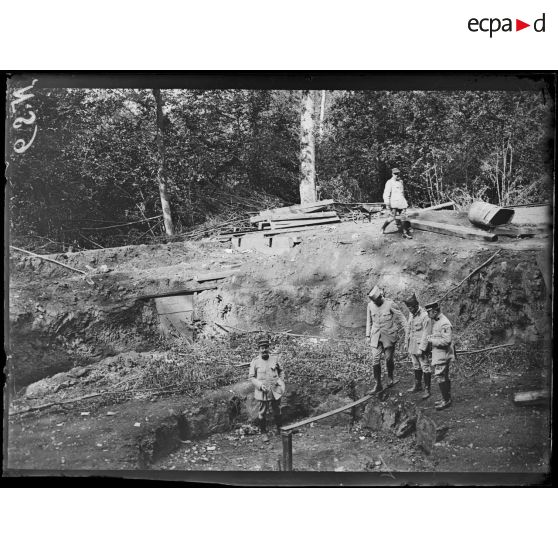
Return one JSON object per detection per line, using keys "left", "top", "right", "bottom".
{"left": 3, "top": 73, "right": 554, "bottom": 484}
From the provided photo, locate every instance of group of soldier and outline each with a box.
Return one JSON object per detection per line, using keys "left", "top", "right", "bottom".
{"left": 248, "top": 166, "right": 455, "bottom": 438}
{"left": 366, "top": 286, "right": 455, "bottom": 409}
{"left": 248, "top": 287, "right": 455, "bottom": 439}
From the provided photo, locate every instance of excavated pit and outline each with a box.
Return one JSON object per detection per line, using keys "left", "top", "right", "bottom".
{"left": 7, "top": 216, "right": 552, "bottom": 475}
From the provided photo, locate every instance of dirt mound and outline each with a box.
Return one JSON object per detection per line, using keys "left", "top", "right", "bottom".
{"left": 8, "top": 218, "right": 550, "bottom": 391}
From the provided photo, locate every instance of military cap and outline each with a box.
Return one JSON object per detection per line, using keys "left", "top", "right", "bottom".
{"left": 256, "top": 334, "right": 270, "bottom": 347}
{"left": 368, "top": 285, "right": 383, "bottom": 299}
{"left": 392, "top": 167, "right": 401, "bottom": 173}
{"left": 404, "top": 293, "right": 418, "bottom": 307}
{"left": 425, "top": 301, "right": 440, "bottom": 311}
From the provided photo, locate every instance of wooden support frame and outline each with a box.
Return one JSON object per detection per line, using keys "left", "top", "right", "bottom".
{"left": 136, "top": 285, "right": 217, "bottom": 301}
{"left": 280, "top": 381, "right": 399, "bottom": 471}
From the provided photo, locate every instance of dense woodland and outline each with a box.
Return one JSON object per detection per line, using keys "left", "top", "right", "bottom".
{"left": 7, "top": 86, "right": 554, "bottom": 251}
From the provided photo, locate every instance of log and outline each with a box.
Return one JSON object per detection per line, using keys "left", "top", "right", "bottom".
{"left": 513, "top": 390, "right": 550, "bottom": 406}
{"left": 408, "top": 219, "right": 498, "bottom": 241}
{"left": 272, "top": 217, "right": 341, "bottom": 229}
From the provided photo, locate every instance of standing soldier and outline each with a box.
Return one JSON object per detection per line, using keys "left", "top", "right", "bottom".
{"left": 248, "top": 335, "right": 285, "bottom": 441}
{"left": 425, "top": 301, "right": 455, "bottom": 410}
{"left": 366, "top": 286, "right": 407, "bottom": 393}
{"left": 382, "top": 167, "right": 413, "bottom": 239}
{"left": 403, "top": 293, "right": 432, "bottom": 399}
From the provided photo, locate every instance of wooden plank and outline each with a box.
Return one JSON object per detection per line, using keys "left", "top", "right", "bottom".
{"left": 282, "top": 381, "right": 399, "bottom": 432}
{"left": 262, "top": 225, "right": 339, "bottom": 237}
{"left": 194, "top": 270, "right": 237, "bottom": 282}
{"left": 408, "top": 218, "right": 498, "bottom": 242}
{"left": 513, "top": 390, "right": 550, "bottom": 406}
{"left": 137, "top": 285, "right": 218, "bottom": 301}
{"left": 272, "top": 217, "right": 341, "bottom": 229}
{"left": 270, "top": 211, "right": 338, "bottom": 222}
{"left": 417, "top": 201, "right": 455, "bottom": 213}
{"left": 155, "top": 295, "right": 194, "bottom": 314}
{"left": 250, "top": 199, "right": 334, "bottom": 223}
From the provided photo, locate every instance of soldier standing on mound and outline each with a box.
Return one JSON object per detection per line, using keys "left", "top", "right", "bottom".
{"left": 248, "top": 335, "right": 285, "bottom": 441}
{"left": 403, "top": 293, "right": 433, "bottom": 399}
{"left": 382, "top": 167, "right": 413, "bottom": 239}
{"left": 366, "top": 286, "right": 407, "bottom": 394}
{"left": 425, "top": 301, "right": 455, "bottom": 410}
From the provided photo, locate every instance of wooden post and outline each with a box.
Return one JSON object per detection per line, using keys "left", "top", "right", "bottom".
{"left": 282, "top": 431, "right": 293, "bottom": 471}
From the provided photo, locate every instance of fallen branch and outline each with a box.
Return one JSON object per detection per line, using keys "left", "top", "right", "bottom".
{"left": 10, "top": 390, "right": 115, "bottom": 416}
{"left": 438, "top": 249, "right": 503, "bottom": 303}
{"left": 456, "top": 343, "right": 515, "bottom": 355}
{"left": 79, "top": 215, "right": 162, "bottom": 231}
{"left": 79, "top": 233, "right": 104, "bottom": 250}
{"left": 10, "top": 246, "right": 87, "bottom": 275}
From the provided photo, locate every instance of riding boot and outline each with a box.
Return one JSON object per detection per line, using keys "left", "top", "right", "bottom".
{"left": 370, "top": 364, "right": 383, "bottom": 394}
{"left": 259, "top": 416, "right": 267, "bottom": 434}
{"left": 421, "top": 372, "right": 432, "bottom": 399}
{"left": 386, "top": 359, "right": 395, "bottom": 386}
{"left": 395, "top": 218, "right": 403, "bottom": 234}
{"left": 407, "top": 369, "right": 423, "bottom": 393}
{"left": 402, "top": 221, "right": 413, "bottom": 239}
{"left": 435, "top": 381, "right": 452, "bottom": 410}
{"left": 275, "top": 416, "right": 282, "bottom": 434}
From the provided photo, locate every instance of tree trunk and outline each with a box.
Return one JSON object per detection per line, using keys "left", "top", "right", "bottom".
{"left": 153, "top": 89, "right": 175, "bottom": 236}
{"left": 299, "top": 90, "right": 317, "bottom": 205}
{"left": 318, "top": 90, "right": 326, "bottom": 138}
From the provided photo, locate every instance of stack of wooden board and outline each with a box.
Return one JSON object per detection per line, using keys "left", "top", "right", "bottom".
{"left": 249, "top": 199, "right": 340, "bottom": 230}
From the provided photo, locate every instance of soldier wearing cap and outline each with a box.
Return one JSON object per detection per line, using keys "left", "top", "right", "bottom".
{"left": 382, "top": 168, "right": 413, "bottom": 239}
{"left": 248, "top": 334, "right": 285, "bottom": 440}
{"left": 366, "top": 286, "right": 407, "bottom": 393}
{"left": 425, "top": 301, "right": 455, "bottom": 410}
{"left": 403, "top": 293, "right": 432, "bottom": 398}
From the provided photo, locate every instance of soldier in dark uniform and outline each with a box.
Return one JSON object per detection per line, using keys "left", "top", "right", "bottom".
{"left": 403, "top": 293, "right": 432, "bottom": 398}
{"left": 248, "top": 335, "right": 285, "bottom": 441}
{"left": 425, "top": 301, "right": 455, "bottom": 410}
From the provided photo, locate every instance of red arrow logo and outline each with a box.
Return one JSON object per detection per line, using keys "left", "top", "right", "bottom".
{"left": 516, "top": 19, "right": 530, "bottom": 31}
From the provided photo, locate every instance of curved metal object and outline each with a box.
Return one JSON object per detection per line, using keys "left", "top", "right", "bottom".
{"left": 468, "top": 201, "right": 515, "bottom": 228}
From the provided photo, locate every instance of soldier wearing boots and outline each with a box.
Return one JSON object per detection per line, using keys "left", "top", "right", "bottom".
{"left": 382, "top": 168, "right": 413, "bottom": 239}
{"left": 248, "top": 335, "right": 285, "bottom": 441}
{"left": 366, "top": 286, "right": 407, "bottom": 394}
{"left": 403, "top": 293, "right": 432, "bottom": 399}
{"left": 425, "top": 301, "right": 455, "bottom": 410}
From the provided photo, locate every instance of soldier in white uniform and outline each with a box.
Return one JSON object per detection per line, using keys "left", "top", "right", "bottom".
{"left": 248, "top": 335, "right": 285, "bottom": 440}
{"left": 366, "top": 286, "right": 407, "bottom": 393}
{"left": 403, "top": 293, "right": 432, "bottom": 398}
{"left": 425, "top": 301, "right": 455, "bottom": 410}
{"left": 382, "top": 167, "right": 413, "bottom": 239}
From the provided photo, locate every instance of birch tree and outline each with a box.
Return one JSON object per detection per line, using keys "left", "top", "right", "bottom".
{"left": 153, "top": 88, "right": 175, "bottom": 236}
{"left": 299, "top": 89, "right": 317, "bottom": 204}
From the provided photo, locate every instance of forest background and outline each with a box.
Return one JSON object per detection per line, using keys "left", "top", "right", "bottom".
{"left": 7, "top": 86, "right": 554, "bottom": 252}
